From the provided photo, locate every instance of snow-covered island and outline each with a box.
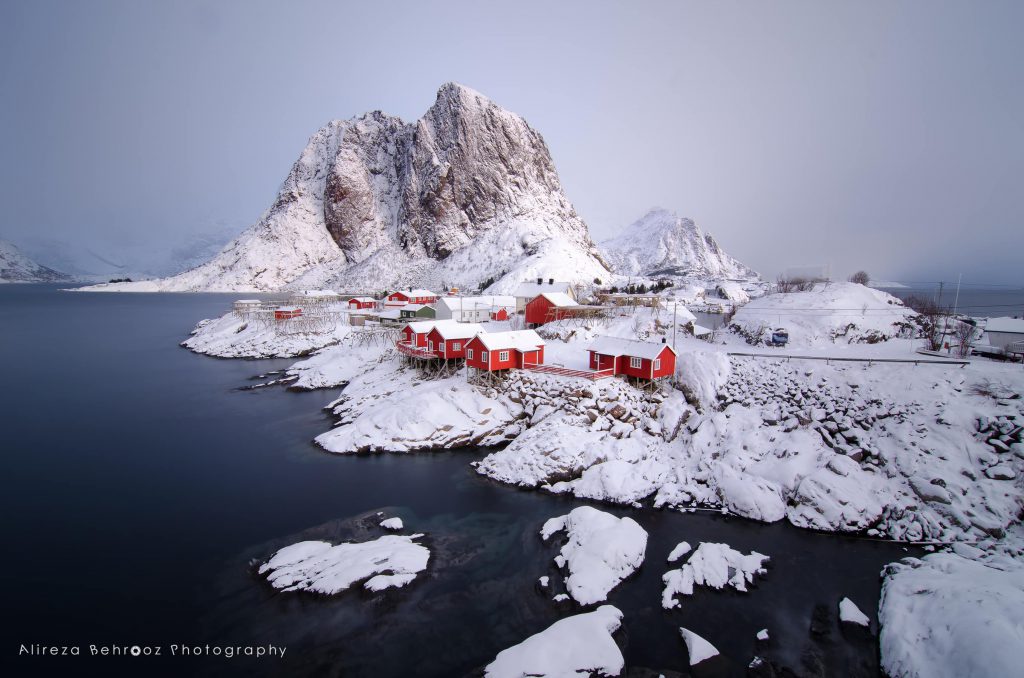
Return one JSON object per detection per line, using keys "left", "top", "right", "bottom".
{"left": 180, "top": 276, "right": 1024, "bottom": 676}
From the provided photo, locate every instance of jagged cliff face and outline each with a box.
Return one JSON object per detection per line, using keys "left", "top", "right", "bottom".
{"left": 0, "top": 240, "right": 71, "bottom": 283}
{"left": 125, "top": 83, "right": 607, "bottom": 293}
{"left": 601, "top": 209, "right": 759, "bottom": 281}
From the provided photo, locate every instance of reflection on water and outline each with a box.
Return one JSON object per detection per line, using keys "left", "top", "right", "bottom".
{"left": 2, "top": 285, "right": 910, "bottom": 677}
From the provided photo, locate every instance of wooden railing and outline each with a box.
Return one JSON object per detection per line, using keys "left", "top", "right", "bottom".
{"left": 522, "top": 363, "right": 615, "bottom": 381}
{"left": 396, "top": 341, "right": 436, "bottom": 359}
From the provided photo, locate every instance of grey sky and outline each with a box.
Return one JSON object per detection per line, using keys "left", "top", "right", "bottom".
{"left": 1, "top": 0, "right": 1021, "bottom": 283}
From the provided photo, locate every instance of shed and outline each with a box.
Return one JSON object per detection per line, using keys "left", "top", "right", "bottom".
{"left": 274, "top": 306, "right": 302, "bottom": 320}
{"left": 465, "top": 330, "right": 545, "bottom": 373}
{"left": 347, "top": 296, "right": 376, "bottom": 310}
{"left": 984, "top": 317, "right": 1024, "bottom": 351}
{"left": 525, "top": 292, "right": 582, "bottom": 326}
{"left": 586, "top": 336, "right": 676, "bottom": 380}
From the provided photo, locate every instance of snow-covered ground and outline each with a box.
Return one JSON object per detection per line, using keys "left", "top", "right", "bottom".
{"left": 879, "top": 534, "right": 1024, "bottom": 677}
{"left": 258, "top": 533, "right": 430, "bottom": 594}
{"left": 539, "top": 506, "right": 648, "bottom": 605}
{"left": 484, "top": 605, "right": 624, "bottom": 678}
{"left": 183, "top": 284, "right": 1024, "bottom": 673}
{"left": 732, "top": 282, "right": 915, "bottom": 347}
{"left": 183, "top": 309, "right": 352, "bottom": 359}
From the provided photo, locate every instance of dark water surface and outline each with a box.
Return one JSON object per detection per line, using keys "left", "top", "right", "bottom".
{"left": 2, "top": 285, "right": 913, "bottom": 677}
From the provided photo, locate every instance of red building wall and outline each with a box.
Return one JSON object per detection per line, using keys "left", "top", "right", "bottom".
{"left": 525, "top": 296, "right": 575, "bottom": 326}
{"left": 588, "top": 347, "right": 675, "bottom": 379}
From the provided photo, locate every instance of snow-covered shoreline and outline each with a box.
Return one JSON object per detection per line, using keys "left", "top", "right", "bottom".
{"left": 183, "top": 284, "right": 1024, "bottom": 676}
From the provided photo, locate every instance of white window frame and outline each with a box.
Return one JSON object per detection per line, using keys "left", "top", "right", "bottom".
{"left": 481, "top": 351, "right": 488, "bottom": 363}
{"left": 452, "top": 342, "right": 461, "bottom": 351}
{"left": 630, "top": 356, "right": 642, "bottom": 369}
{"left": 438, "top": 341, "right": 445, "bottom": 352}
{"left": 499, "top": 350, "right": 510, "bottom": 362}
{"left": 428, "top": 340, "right": 434, "bottom": 352}
{"left": 654, "top": 358, "right": 661, "bottom": 371}
{"left": 468, "top": 348, "right": 474, "bottom": 360}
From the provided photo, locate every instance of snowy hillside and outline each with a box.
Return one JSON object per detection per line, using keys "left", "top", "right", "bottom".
{"left": 0, "top": 239, "right": 71, "bottom": 283}
{"left": 601, "top": 208, "right": 758, "bottom": 280}
{"left": 85, "top": 83, "right": 609, "bottom": 293}
{"left": 731, "top": 282, "right": 915, "bottom": 346}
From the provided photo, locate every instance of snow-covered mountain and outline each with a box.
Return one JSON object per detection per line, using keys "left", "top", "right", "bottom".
{"left": 18, "top": 228, "right": 239, "bottom": 282}
{"left": 0, "top": 239, "right": 71, "bottom": 283}
{"left": 89, "top": 83, "right": 609, "bottom": 293}
{"left": 601, "top": 209, "right": 758, "bottom": 281}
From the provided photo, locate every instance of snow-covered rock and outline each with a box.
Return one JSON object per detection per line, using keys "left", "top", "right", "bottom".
{"left": 679, "top": 627, "right": 720, "bottom": 666}
{"left": 540, "top": 506, "right": 648, "bottom": 605}
{"left": 601, "top": 208, "right": 757, "bottom": 281}
{"left": 732, "top": 282, "right": 915, "bottom": 346}
{"left": 662, "top": 542, "right": 770, "bottom": 609}
{"left": 0, "top": 239, "right": 71, "bottom": 283}
{"left": 880, "top": 549, "right": 1024, "bottom": 677}
{"left": 379, "top": 517, "right": 404, "bottom": 531}
{"left": 484, "top": 605, "right": 624, "bottom": 678}
{"left": 258, "top": 534, "right": 429, "bottom": 594}
{"left": 83, "top": 83, "right": 608, "bottom": 293}
{"left": 838, "top": 597, "right": 870, "bottom": 627}
{"left": 182, "top": 309, "right": 350, "bottom": 358}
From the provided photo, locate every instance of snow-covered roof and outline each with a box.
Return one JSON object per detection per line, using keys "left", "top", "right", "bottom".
{"left": 433, "top": 321, "right": 485, "bottom": 340}
{"left": 986, "top": 317, "right": 1024, "bottom": 334}
{"left": 235, "top": 299, "right": 261, "bottom": 304}
{"left": 295, "top": 289, "right": 338, "bottom": 297}
{"left": 378, "top": 309, "right": 402, "bottom": 319}
{"left": 437, "top": 295, "right": 516, "bottom": 311}
{"left": 537, "top": 292, "right": 578, "bottom": 307}
{"left": 276, "top": 306, "right": 301, "bottom": 312}
{"left": 392, "top": 288, "right": 437, "bottom": 298}
{"left": 473, "top": 330, "right": 545, "bottom": 352}
{"left": 403, "top": 320, "right": 439, "bottom": 334}
{"left": 693, "top": 324, "right": 712, "bottom": 337}
{"left": 348, "top": 296, "right": 375, "bottom": 303}
{"left": 587, "top": 335, "right": 676, "bottom": 359}
{"left": 513, "top": 281, "right": 573, "bottom": 298}
{"left": 402, "top": 303, "right": 432, "bottom": 312}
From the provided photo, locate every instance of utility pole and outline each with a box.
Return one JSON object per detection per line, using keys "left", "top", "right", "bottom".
{"left": 953, "top": 273, "right": 962, "bottom": 316}
{"left": 672, "top": 302, "right": 678, "bottom": 350}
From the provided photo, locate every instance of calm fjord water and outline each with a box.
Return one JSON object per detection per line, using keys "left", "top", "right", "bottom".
{"left": 1, "top": 285, "right": 911, "bottom": 677}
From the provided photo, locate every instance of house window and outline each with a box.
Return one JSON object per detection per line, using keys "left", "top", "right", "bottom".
{"left": 481, "top": 351, "right": 488, "bottom": 363}
{"left": 630, "top": 356, "right": 642, "bottom": 369}
{"left": 468, "top": 348, "right": 474, "bottom": 360}
{"left": 452, "top": 342, "right": 461, "bottom": 351}
{"left": 438, "top": 341, "right": 445, "bottom": 352}
{"left": 428, "top": 341, "right": 434, "bottom": 352}
{"left": 499, "top": 350, "right": 510, "bottom": 362}
{"left": 654, "top": 358, "right": 661, "bottom": 371}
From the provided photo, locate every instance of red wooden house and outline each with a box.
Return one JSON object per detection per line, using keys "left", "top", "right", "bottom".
{"left": 387, "top": 289, "right": 440, "bottom": 305}
{"left": 586, "top": 336, "right": 676, "bottom": 380}
{"left": 347, "top": 296, "right": 376, "bottom": 310}
{"left": 525, "top": 292, "right": 581, "bottom": 326}
{"left": 465, "top": 330, "right": 546, "bottom": 373}
{"left": 274, "top": 306, "right": 302, "bottom": 320}
{"left": 490, "top": 308, "right": 510, "bottom": 321}
{"left": 400, "top": 321, "right": 438, "bottom": 348}
{"left": 426, "top": 321, "right": 484, "bottom": 359}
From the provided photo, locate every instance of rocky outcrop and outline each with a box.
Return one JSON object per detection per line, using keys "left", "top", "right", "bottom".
{"left": 94, "top": 83, "right": 609, "bottom": 293}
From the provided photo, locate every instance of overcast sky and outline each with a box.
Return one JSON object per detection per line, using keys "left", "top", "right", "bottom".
{"left": 1, "top": 0, "right": 1021, "bottom": 283}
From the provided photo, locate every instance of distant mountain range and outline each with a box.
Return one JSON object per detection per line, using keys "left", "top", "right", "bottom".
{"left": 80, "top": 84, "right": 755, "bottom": 294}
{"left": 600, "top": 208, "right": 758, "bottom": 281}
{"left": 0, "top": 239, "right": 71, "bottom": 283}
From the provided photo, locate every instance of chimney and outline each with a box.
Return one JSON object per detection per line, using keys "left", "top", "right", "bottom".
{"left": 662, "top": 337, "right": 666, "bottom": 343}
{"left": 548, "top": 278, "right": 554, "bottom": 285}
{"left": 536, "top": 277, "right": 542, "bottom": 285}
